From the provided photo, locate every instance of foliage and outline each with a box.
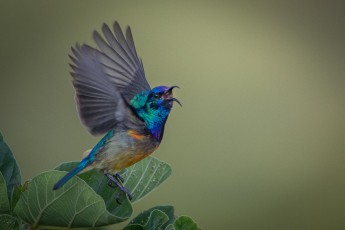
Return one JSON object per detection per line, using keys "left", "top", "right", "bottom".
{"left": 0, "top": 132, "right": 199, "bottom": 230}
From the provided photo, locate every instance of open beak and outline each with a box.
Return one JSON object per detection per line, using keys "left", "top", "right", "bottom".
{"left": 163, "top": 86, "right": 182, "bottom": 107}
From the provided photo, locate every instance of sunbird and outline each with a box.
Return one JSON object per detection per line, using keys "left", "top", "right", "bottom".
{"left": 53, "top": 21, "right": 180, "bottom": 201}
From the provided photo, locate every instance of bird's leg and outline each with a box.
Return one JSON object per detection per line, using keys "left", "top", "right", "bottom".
{"left": 114, "top": 172, "right": 125, "bottom": 183}
{"left": 105, "top": 173, "right": 133, "bottom": 203}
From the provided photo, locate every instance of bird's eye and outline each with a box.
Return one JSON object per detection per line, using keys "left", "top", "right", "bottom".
{"left": 153, "top": 93, "right": 160, "bottom": 99}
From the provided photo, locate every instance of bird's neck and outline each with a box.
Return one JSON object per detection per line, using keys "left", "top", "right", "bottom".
{"left": 136, "top": 108, "right": 170, "bottom": 142}
{"left": 130, "top": 91, "right": 171, "bottom": 142}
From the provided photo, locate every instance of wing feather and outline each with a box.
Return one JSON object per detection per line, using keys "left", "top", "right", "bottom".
{"left": 95, "top": 22, "right": 151, "bottom": 100}
{"left": 69, "top": 21, "right": 150, "bottom": 135}
{"left": 70, "top": 44, "right": 129, "bottom": 135}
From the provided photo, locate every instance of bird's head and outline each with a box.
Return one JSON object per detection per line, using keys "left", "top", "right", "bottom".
{"left": 131, "top": 85, "right": 181, "bottom": 141}
{"left": 147, "top": 85, "right": 181, "bottom": 110}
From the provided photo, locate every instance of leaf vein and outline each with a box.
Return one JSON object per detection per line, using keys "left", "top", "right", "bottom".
{"left": 131, "top": 158, "right": 152, "bottom": 195}
{"left": 137, "top": 163, "right": 159, "bottom": 199}
{"left": 32, "top": 181, "right": 80, "bottom": 228}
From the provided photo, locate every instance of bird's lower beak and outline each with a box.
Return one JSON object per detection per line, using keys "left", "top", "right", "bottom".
{"left": 163, "top": 86, "right": 182, "bottom": 107}
{"left": 167, "top": 98, "right": 182, "bottom": 107}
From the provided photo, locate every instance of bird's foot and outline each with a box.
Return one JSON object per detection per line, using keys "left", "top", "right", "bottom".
{"left": 105, "top": 173, "right": 133, "bottom": 203}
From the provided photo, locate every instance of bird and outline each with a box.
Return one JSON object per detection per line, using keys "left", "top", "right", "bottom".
{"left": 53, "top": 21, "right": 180, "bottom": 202}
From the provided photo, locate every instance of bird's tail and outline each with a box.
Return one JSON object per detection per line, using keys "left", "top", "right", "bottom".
{"left": 53, "top": 158, "right": 91, "bottom": 190}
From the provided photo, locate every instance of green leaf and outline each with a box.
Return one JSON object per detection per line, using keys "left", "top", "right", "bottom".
{"left": 0, "top": 214, "right": 30, "bottom": 230}
{"left": 55, "top": 163, "right": 133, "bottom": 219}
{"left": 123, "top": 209, "right": 170, "bottom": 230}
{"left": 10, "top": 182, "right": 28, "bottom": 212}
{"left": 125, "top": 207, "right": 200, "bottom": 230}
{"left": 14, "top": 171, "right": 129, "bottom": 229}
{"left": 165, "top": 224, "right": 175, "bottom": 230}
{"left": 125, "top": 205, "right": 175, "bottom": 230}
{"left": 0, "top": 214, "right": 20, "bottom": 229}
{"left": 122, "top": 157, "right": 172, "bottom": 202}
{"left": 0, "top": 172, "right": 10, "bottom": 213}
{"left": 173, "top": 216, "right": 199, "bottom": 230}
{"left": 0, "top": 132, "right": 22, "bottom": 201}
{"left": 55, "top": 156, "right": 172, "bottom": 203}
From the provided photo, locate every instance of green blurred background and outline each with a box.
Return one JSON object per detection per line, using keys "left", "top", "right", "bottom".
{"left": 1, "top": 1, "right": 345, "bottom": 229}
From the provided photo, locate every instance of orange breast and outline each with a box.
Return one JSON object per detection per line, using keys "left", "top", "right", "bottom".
{"left": 124, "top": 152, "right": 150, "bottom": 168}
{"left": 107, "top": 131, "right": 157, "bottom": 171}
{"left": 109, "top": 151, "right": 152, "bottom": 171}
{"left": 128, "top": 130, "right": 145, "bottom": 140}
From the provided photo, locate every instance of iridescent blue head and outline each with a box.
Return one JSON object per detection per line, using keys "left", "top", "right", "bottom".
{"left": 130, "top": 86, "right": 181, "bottom": 141}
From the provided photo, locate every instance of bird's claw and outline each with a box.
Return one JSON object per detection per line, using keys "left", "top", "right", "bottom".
{"left": 115, "top": 186, "right": 133, "bottom": 204}
{"left": 115, "top": 172, "right": 125, "bottom": 183}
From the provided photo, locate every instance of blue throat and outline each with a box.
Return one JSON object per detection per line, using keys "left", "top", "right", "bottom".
{"left": 136, "top": 106, "right": 170, "bottom": 141}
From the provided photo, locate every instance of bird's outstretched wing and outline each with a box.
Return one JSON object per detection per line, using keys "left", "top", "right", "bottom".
{"left": 69, "top": 22, "right": 150, "bottom": 135}
{"left": 92, "top": 22, "right": 151, "bottom": 101}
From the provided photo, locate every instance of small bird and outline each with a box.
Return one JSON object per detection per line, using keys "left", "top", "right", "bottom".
{"left": 53, "top": 21, "right": 180, "bottom": 201}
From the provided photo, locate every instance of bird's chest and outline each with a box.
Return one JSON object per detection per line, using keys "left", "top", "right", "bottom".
{"left": 95, "top": 130, "right": 159, "bottom": 173}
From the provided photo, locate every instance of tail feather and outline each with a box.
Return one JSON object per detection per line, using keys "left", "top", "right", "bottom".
{"left": 53, "top": 159, "right": 91, "bottom": 190}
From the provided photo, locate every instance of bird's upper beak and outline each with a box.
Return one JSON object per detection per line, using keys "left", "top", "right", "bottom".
{"left": 163, "top": 86, "right": 182, "bottom": 107}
